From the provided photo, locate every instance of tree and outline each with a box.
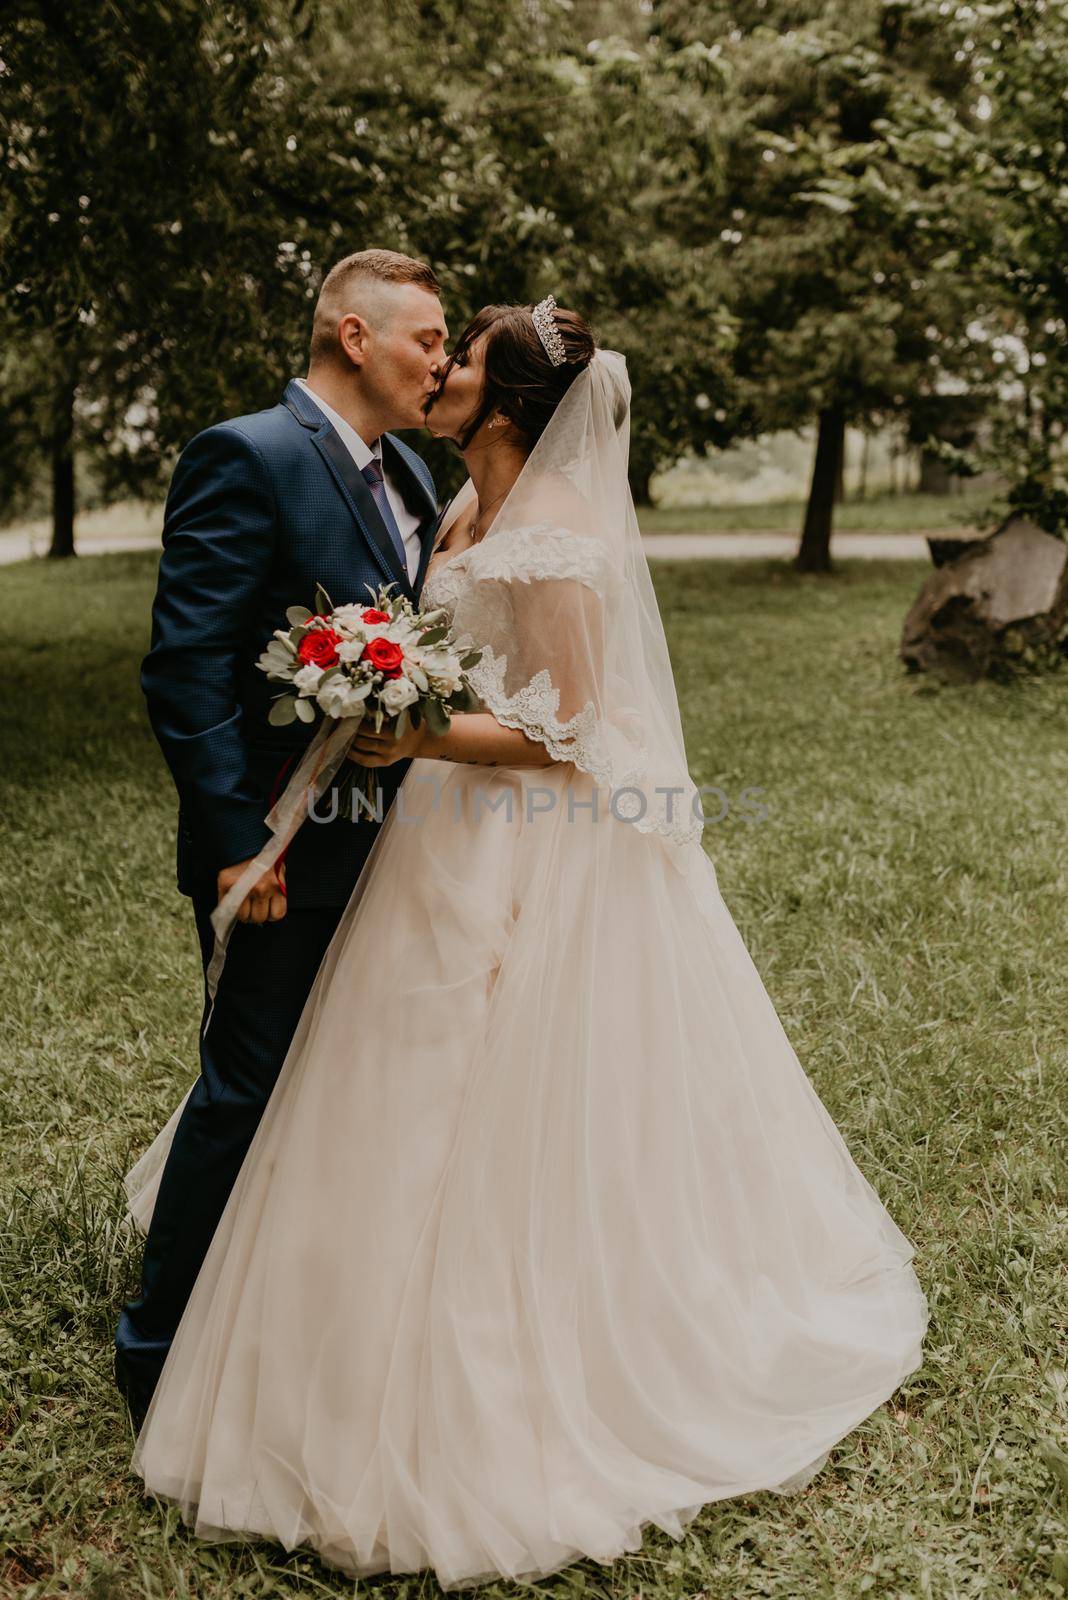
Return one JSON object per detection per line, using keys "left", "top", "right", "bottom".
{"left": 0, "top": 3, "right": 311, "bottom": 551}
{"left": 0, "top": 0, "right": 739, "bottom": 529}
{"left": 0, "top": 0, "right": 471, "bottom": 551}
{"left": 323, "top": 1, "right": 739, "bottom": 502}
{"left": 653, "top": 0, "right": 996, "bottom": 569}
{"left": 7, "top": 0, "right": 1031, "bottom": 557}
{"left": 965, "top": 0, "right": 1068, "bottom": 537}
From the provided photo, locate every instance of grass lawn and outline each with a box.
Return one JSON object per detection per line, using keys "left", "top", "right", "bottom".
{"left": 1, "top": 551, "right": 1065, "bottom": 1600}
{"left": 640, "top": 488, "right": 996, "bottom": 535}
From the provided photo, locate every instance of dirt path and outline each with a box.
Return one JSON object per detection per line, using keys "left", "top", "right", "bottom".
{"left": 1, "top": 527, "right": 965, "bottom": 567}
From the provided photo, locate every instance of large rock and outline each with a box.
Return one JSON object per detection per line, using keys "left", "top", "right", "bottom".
{"left": 900, "top": 517, "right": 1068, "bottom": 682}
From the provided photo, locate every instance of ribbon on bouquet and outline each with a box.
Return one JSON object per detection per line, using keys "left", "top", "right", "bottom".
{"left": 202, "top": 717, "right": 359, "bottom": 1034}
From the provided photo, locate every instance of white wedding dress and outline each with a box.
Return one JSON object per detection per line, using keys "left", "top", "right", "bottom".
{"left": 128, "top": 355, "right": 926, "bottom": 1588}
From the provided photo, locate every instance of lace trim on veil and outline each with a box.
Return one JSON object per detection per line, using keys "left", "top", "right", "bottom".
{"left": 433, "top": 522, "right": 702, "bottom": 848}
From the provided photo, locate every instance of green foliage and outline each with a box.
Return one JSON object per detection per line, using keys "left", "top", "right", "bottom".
{"left": 0, "top": 0, "right": 738, "bottom": 508}
{"left": 0, "top": 0, "right": 479, "bottom": 500}
{"left": 1006, "top": 461, "right": 1068, "bottom": 542}
{"left": 965, "top": 0, "right": 1068, "bottom": 535}
{"left": 654, "top": 0, "right": 996, "bottom": 438}
{"left": 993, "top": 616, "right": 1068, "bottom": 680}
{"left": 0, "top": 323, "right": 50, "bottom": 516}
{"left": 2, "top": 0, "right": 1067, "bottom": 536}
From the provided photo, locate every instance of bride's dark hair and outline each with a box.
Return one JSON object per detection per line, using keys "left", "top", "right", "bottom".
{"left": 445, "top": 303, "right": 595, "bottom": 451}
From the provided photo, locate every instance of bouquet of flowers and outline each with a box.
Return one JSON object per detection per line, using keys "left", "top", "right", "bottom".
{"left": 256, "top": 582, "right": 483, "bottom": 820}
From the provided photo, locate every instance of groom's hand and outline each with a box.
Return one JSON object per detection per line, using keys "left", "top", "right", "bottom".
{"left": 217, "top": 859, "right": 288, "bottom": 925}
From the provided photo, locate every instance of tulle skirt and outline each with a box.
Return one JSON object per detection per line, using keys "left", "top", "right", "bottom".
{"left": 129, "top": 760, "right": 927, "bottom": 1587}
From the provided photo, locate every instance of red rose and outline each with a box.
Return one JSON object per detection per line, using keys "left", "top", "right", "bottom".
{"left": 362, "top": 636, "right": 405, "bottom": 678}
{"left": 361, "top": 608, "right": 391, "bottom": 624}
{"left": 298, "top": 627, "right": 342, "bottom": 669}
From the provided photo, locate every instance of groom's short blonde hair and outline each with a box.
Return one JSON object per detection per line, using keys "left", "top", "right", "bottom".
{"left": 310, "top": 249, "right": 441, "bottom": 362}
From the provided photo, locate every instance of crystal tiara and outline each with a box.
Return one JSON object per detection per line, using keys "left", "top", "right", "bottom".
{"left": 531, "top": 295, "right": 567, "bottom": 367}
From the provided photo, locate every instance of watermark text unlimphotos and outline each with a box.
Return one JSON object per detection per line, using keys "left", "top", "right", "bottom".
{"left": 307, "top": 777, "right": 770, "bottom": 828}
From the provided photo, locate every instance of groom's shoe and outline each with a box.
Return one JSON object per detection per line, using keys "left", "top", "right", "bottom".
{"left": 114, "top": 1306, "right": 171, "bottom": 1432}
{"left": 114, "top": 1346, "right": 155, "bottom": 1434}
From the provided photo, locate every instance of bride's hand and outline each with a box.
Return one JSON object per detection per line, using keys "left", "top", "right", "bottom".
{"left": 346, "top": 717, "right": 427, "bottom": 767}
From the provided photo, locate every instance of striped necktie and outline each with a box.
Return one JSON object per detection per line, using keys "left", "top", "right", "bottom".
{"left": 361, "top": 456, "right": 409, "bottom": 576}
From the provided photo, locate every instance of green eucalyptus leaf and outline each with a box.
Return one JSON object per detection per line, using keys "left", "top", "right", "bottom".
{"left": 425, "top": 696, "right": 450, "bottom": 738}
{"left": 268, "top": 695, "right": 298, "bottom": 726}
{"left": 450, "top": 682, "right": 481, "bottom": 712}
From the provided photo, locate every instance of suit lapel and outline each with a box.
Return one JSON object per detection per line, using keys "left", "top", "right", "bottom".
{"left": 313, "top": 427, "right": 412, "bottom": 597}
{"left": 282, "top": 383, "right": 411, "bottom": 598}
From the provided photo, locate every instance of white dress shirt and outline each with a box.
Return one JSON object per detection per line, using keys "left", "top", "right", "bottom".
{"left": 295, "top": 378, "right": 424, "bottom": 584}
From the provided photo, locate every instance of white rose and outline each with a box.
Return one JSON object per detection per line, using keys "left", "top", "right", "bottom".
{"left": 424, "top": 651, "right": 463, "bottom": 695}
{"left": 318, "top": 675, "right": 372, "bottom": 718}
{"left": 329, "top": 604, "right": 369, "bottom": 636}
{"left": 293, "top": 662, "right": 324, "bottom": 695}
{"left": 337, "top": 639, "right": 369, "bottom": 663}
{"left": 387, "top": 620, "right": 421, "bottom": 648}
{"left": 379, "top": 675, "right": 419, "bottom": 715}
{"left": 330, "top": 610, "right": 388, "bottom": 644}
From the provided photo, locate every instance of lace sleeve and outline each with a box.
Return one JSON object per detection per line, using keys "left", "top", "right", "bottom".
{"left": 455, "top": 522, "right": 619, "bottom": 775}
{"left": 465, "top": 520, "right": 614, "bottom": 593}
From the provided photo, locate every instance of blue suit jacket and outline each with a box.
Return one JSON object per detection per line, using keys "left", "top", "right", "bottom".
{"left": 141, "top": 380, "right": 439, "bottom": 908}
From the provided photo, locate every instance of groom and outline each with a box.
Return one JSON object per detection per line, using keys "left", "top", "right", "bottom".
{"left": 115, "top": 249, "right": 448, "bottom": 1425}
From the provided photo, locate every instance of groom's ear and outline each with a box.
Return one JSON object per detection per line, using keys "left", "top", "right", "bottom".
{"left": 338, "top": 312, "right": 370, "bottom": 369}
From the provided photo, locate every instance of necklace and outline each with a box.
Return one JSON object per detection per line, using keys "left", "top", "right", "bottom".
{"left": 472, "top": 486, "right": 510, "bottom": 543}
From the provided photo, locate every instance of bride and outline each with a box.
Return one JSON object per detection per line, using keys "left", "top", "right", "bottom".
{"left": 126, "top": 298, "right": 927, "bottom": 1588}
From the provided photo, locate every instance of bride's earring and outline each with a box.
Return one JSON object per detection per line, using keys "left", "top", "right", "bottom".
{"left": 488, "top": 413, "right": 505, "bottom": 430}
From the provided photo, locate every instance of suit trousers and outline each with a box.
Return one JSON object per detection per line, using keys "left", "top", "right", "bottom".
{"left": 114, "top": 886, "right": 343, "bottom": 1400}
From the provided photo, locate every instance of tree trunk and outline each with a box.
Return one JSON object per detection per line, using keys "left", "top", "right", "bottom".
{"left": 48, "top": 373, "right": 77, "bottom": 559}
{"left": 628, "top": 462, "right": 654, "bottom": 508}
{"left": 918, "top": 447, "right": 953, "bottom": 495}
{"left": 859, "top": 430, "right": 870, "bottom": 500}
{"left": 834, "top": 430, "right": 846, "bottom": 504}
{"left": 795, "top": 405, "right": 845, "bottom": 574}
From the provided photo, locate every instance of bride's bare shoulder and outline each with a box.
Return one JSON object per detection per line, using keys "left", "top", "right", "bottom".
{"left": 511, "top": 473, "right": 588, "bottom": 533}
{"left": 438, "top": 510, "right": 478, "bottom": 554}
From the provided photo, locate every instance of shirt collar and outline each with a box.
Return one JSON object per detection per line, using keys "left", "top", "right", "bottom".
{"left": 295, "top": 378, "right": 379, "bottom": 471}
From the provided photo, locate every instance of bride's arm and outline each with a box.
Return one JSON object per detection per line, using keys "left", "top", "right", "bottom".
{"left": 350, "top": 570, "right": 603, "bottom": 772}
{"left": 349, "top": 712, "right": 559, "bottom": 769}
